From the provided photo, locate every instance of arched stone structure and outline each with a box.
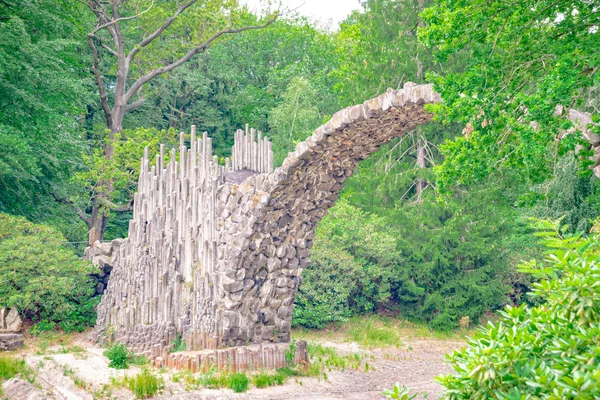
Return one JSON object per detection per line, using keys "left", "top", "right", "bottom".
{"left": 91, "top": 82, "right": 441, "bottom": 355}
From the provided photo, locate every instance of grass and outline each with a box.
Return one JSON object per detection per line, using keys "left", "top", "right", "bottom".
{"left": 110, "top": 369, "right": 164, "bottom": 399}
{"left": 307, "top": 342, "right": 365, "bottom": 372}
{"left": 293, "top": 315, "right": 475, "bottom": 347}
{"left": 31, "top": 330, "right": 78, "bottom": 355}
{"left": 103, "top": 342, "right": 149, "bottom": 369}
{"left": 0, "top": 355, "right": 36, "bottom": 396}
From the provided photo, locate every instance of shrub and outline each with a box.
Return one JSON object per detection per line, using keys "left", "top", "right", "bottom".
{"left": 0, "top": 213, "right": 98, "bottom": 331}
{"left": 439, "top": 221, "right": 600, "bottom": 399}
{"left": 104, "top": 343, "right": 130, "bottom": 369}
{"left": 228, "top": 372, "right": 249, "bottom": 393}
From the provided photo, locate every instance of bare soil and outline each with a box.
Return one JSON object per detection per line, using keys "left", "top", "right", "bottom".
{"left": 4, "top": 333, "right": 463, "bottom": 400}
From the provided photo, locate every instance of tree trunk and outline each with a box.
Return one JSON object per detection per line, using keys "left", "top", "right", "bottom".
{"left": 416, "top": 133, "right": 427, "bottom": 202}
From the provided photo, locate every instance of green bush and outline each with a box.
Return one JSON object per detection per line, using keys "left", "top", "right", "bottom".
{"left": 439, "top": 221, "right": 600, "bottom": 398}
{"left": 0, "top": 213, "right": 98, "bottom": 331}
{"left": 104, "top": 343, "right": 130, "bottom": 369}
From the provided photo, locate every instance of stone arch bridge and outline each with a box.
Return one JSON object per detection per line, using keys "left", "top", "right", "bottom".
{"left": 87, "top": 82, "right": 441, "bottom": 356}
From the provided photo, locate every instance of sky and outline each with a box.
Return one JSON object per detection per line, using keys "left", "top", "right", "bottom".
{"left": 239, "top": 0, "right": 362, "bottom": 29}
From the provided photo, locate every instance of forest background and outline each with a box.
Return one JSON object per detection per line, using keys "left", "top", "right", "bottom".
{"left": 0, "top": 0, "right": 598, "bottom": 332}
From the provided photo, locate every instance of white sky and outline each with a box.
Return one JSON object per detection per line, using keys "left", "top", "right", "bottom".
{"left": 240, "top": 0, "right": 362, "bottom": 29}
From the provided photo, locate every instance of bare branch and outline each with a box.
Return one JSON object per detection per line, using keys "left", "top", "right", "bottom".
{"left": 125, "top": 97, "right": 145, "bottom": 112}
{"left": 87, "top": 33, "right": 113, "bottom": 129}
{"left": 92, "top": 1, "right": 154, "bottom": 34}
{"left": 99, "top": 40, "right": 118, "bottom": 57}
{"left": 51, "top": 192, "right": 92, "bottom": 226}
{"left": 128, "top": 0, "right": 200, "bottom": 62}
{"left": 125, "top": 16, "right": 278, "bottom": 102}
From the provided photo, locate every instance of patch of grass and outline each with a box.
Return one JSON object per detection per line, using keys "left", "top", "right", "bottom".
{"left": 252, "top": 370, "right": 287, "bottom": 388}
{"left": 292, "top": 314, "right": 475, "bottom": 346}
{"left": 111, "top": 369, "right": 164, "bottom": 399}
{"left": 306, "top": 342, "right": 366, "bottom": 375}
{"left": 103, "top": 342, "right": 148, "bottom": 369}
{"left": 0, "top": 355, "right": 35, "bottom": 394}
{"left": 72, "top": 375, "right": 89, "bottom": 391}
{"left": 228, "top": 372, "right": 249, "bottom": 393}
{"left": 347, "top": 316, "right": 402, "bottom": 348}
{"left": 32, "top": 330, "right": 77, "bottom": 355}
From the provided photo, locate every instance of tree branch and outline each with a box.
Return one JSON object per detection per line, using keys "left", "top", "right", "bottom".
{"left": 87, "top": 33, "right": 113, "bottom": 129}
{"left": 99, "top": 40, "right": 118, "bottom": 56}
{"left": 125, "top": 16, "right": 278, "bottom": 102}
{"left": 92, "top": 1, "right": 154, "bottom": 34}
{"left": 125, "top": 97, "right": 145, "bottom": 112}
{"left": 127, "top": 0, "right": 200, "bottom": 62}
{"left": 98, "top": 197, "right": 134, "bottom": 212}
{"left": 51, "top": 192, "right": 92, "bottom": 225}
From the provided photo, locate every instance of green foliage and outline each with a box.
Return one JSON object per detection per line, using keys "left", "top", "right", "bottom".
{"left": 528, "top": 154, "right": 600, "bottom": 234}
{"left": 111, "top": 369, "right": 163, "bottom": 399}
{"left": 30, "top": 320, "right": 55, "bottom": 336}
{"left": 0, "top": 213, "right": 98, "bottom": 330}
{"left": 103, "top": 343, "right": 131, "bottom": 370}
{"left": 285, "top": 340, "right": 297, "bottom": 367}
{"left": 296, "top": 195, "right": 512, "bottom": 330}
{"left": 0, "top": 355, "right": 35, "bottom": 396}
{"left": 127, "top": 369, "right": 163, "bottom": 399}
{"left": 228, "top": 372, "right": 250, "bottom": 393}
{"left": 252, "top": 370, "right": 287, "bottom": 388}
{"left": 0, "top": 0, "right": 91, "bottom": 242}
{"left": 383, "top": 383, "right": 417, "bottom": 400}
{"left": 268, "top": 77, "right": 322, "bottom": 164}
{"left": 170, "top": 334, "right": 186, "bottom": 353}
{"left": 439, "top": 221, "right": 600, "bottom": 399}
{"left": 419, "top": 0, "right": 600, "bottom": 192}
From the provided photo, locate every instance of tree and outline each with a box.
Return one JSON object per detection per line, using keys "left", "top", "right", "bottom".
{"left": 80, "top": 0, "right": 279, "bottom": 245}
{"left": 268, "top": 77, "right": 321, "bottom": 164}
{"left": 0, "top": 0, "right": 91, "bottom": 241}
{"left": 419, "top": 0, "right": 600, "bottom": 194}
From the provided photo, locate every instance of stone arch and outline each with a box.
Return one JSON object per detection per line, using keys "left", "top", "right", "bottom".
{"left": 223, "top": 83, "right": 440, "bottom": 345}
{"left": 91, "top": 83, "right": 441, "bottom": 354}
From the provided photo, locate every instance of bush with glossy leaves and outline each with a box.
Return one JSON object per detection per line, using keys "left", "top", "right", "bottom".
{"left": 439, "top": 220, "right": 600, "bottom": 399}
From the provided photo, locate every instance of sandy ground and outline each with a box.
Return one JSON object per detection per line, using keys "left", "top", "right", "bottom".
{"left": 6, "top": 334, "right": 464, "bottom": 400}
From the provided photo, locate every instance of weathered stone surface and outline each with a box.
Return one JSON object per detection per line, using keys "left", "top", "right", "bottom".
{"left": 2, "top": 378, "right": 46, "bottom": 400}
{"left": 0, "top": 333, "right": 24, "bottom": 351}
{"left": 0, "top": 308, "right": 22, "bottom": 333}
{"left": 88, "top": 84, "right": 441, "bottom": 355}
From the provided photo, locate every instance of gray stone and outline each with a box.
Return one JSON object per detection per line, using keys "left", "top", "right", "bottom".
{"left": 86, "top": 84, "right": 440, "bottom": 354}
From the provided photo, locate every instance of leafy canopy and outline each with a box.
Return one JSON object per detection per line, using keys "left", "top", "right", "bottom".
{"left": 419, "top": 0, "right": 600, "bottom": 192}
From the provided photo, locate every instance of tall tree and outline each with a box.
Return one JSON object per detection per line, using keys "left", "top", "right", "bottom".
{"left": 80, "top": 0, "right": 279, "bottom": 245}
{"left": 0, "top": 0, "right": 91, "bottom": 241}
{"left": 419, "top": 0, "right": 600, "bottom": 194}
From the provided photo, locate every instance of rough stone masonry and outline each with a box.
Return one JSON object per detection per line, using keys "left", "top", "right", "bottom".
{"left": 88, "top": 83, "right": 441, "bottom": 355}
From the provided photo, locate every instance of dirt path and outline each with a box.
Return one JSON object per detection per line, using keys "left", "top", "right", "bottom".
{"left": 6, "top": 335, "right": 463, "bottom": 399}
